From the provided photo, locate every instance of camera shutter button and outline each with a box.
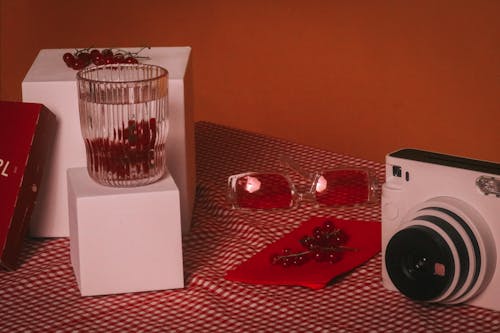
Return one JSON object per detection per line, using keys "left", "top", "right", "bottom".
{"left": 383, "top": 203, "right": 399, "bottom": 220}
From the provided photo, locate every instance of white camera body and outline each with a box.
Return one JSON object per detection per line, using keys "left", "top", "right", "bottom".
{"left": 381, "top": 149, "right": 500, "bottom": 310}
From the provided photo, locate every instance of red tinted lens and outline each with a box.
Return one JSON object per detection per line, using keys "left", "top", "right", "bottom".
{"left": 315, "top": 169, "right": 369, "bottom": 206}
{"left": 234, "top": 173, "right": 293, "bottom": 209}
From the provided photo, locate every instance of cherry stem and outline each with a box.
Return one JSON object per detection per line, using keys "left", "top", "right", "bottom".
{"left": 114, "top": 46, "right": 151, "bottom": 58}
{"left": 280, "top": 250, "right": 310, "bottom": 258}
{"left": 71, "top": 47, "right": 151, "bottom": 58}
{"left": 74, "top": 47, "right": 93, "bottom": 55}
{"left": 275, "top": 245, "right": 357, "bottom": 261}
{"left": 330, "top": 245, "right": 358, "bottom": 252}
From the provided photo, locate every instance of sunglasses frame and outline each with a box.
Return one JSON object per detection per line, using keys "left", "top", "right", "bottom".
{"left": 227, "top": 163, "right": 380, "bottom": 210}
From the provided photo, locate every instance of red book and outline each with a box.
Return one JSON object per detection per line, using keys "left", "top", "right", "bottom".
{"left": 0, "top": 101, "right": 55, "bottom": 269}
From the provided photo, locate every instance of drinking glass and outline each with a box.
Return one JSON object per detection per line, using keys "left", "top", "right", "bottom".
{"left": 77, "top": 64, "right": 168, "bottom": 187}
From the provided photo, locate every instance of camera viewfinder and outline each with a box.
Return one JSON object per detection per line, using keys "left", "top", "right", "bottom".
{"left": 392, "top": 166, "right": 402, "bottom": 177}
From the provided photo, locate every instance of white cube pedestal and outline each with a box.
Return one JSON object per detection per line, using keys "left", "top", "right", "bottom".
{"left": 23, "top": 47, "right": 195, "bottom": 237}
{"left": 67, "top": 167, "right": 184, "bottom": 296}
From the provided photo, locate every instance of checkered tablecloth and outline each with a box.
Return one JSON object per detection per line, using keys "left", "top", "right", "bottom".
{"left": 1, "top": 122, "right": 499, "bottom": 332}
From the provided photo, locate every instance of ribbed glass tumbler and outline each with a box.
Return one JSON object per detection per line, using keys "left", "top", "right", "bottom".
{"left": 77, "top": 64, "right": 169, "bottom": 187}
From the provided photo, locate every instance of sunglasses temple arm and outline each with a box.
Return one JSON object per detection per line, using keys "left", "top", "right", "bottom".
{"left": 280, "top": 155, "right": 316, "bottom": 181}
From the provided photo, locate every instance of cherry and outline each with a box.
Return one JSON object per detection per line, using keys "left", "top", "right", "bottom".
{"left": 78, "top": 52, "right": 91, "bottom": 63}
{"left": 101, "top": 49, "right": 113, "bottom": 58}
{"left": 270, "top": 220, "right": 356, "bottom": 267}
{"left": 90, "top": 49, "right": 101, "bottom": 58}
{"left": 63, "top": 47, "right": 150, "bottom": 70}
{"left": 293, "top": 254, "right": 308, "bottom": 266}
{"left": 113, "top": 53, "right": 125, "bottom": 62}
{"left": 90, "top": 49, "right": 105, "bottom": 65}
{"left": 92, "top": 54, "right": 105, "bottom": 66}
{"left": 85, "top": 118, "right": 159, "bottom": 179}
{"left": 323, "top": 220, "right": 335, "bottom": 230}
{"left": 72, "top": 57, "right": 88, "bottom": 70}
{"left": 282, "top": 257, "right": 293, "bottom": 267}
{"left": 63, "top": 52, "right": 75, "bottom": 66}
{"left": 299, "top": 235, "right": 313, "bottom": 249}
{"left": 125, "top": 56, "right": 139, "bottom": 64}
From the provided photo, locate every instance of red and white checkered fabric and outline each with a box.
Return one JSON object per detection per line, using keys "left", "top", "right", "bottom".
{"left": 1, "top": 122, "right": 499, "bottom": 332}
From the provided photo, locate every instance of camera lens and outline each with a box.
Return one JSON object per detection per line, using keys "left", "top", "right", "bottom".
{"left": 384, "top": 197, "right": 496, "bottom": 305}
{"left": 386, "top": 226, "right": 454, "bottom": 301}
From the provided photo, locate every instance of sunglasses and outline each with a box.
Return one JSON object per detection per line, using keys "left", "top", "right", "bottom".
{"left": 227, "top": 156, "right": 379, "bottom": 210}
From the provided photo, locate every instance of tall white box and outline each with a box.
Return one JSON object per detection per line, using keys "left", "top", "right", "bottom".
{"left": 22, "top": 47, "right": 195, "bottom": 236}
{"left": 67, "top": 167, "right": 184, "bottom": 296}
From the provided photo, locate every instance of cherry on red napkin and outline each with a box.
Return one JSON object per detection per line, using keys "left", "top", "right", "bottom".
{"left": 225, "top": 216, "right": 381, "bottom": 289}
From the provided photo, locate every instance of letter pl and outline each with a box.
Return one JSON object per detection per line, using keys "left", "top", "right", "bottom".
{"left": 0, "top": 159, "right": 10, "bottom": 177}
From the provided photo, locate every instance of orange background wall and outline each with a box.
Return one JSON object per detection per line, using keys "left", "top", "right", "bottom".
{"left": 1, "top": 0, "right": 498, "bottom": 163}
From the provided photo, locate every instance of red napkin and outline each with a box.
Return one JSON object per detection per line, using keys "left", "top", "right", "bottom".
{"left": 225, "top": 216, "right": 381, "bottom": 289}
